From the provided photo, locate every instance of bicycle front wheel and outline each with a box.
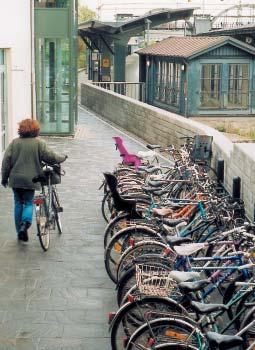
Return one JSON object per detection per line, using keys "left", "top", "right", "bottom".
{"left": 35, "top": 201, "right": 50, "bottom": 251}
{"left": 52, "top": 188, "right": 63, "bottom": 234}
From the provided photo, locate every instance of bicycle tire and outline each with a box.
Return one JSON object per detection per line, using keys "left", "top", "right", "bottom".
{"left": 117, "top": 255, "right": 178, "bottom": 307}
{"left": 101, "top": 190, "right": 113, "bottom": 223}
{"left": 234, "top": 289, "right": 255, "bottom": 330}
{"left": 104, "top": 225, "right": 162, "bottom": 283}
{"left": 103, "top": 213, "right": 139, "bottom": 249}
{"left": 52, "top": 187, "right": 63, "bottom": 234}
{"left": 103, "top": 201, "right": 152, "bottom": 249}
{"left": 154, "top": 344, "right": 198, "bottom": 350}
{"left": 110, "top": 296, "right": 188, "bottom": 350}
{"left": 240, "top": 306, "right": 255, "bottom": 348}
{"left": 126, "top": 317, "right": 202, "bottom": 350}
{"left": 117, "top": 240, "right": 169, "bottom": 282}
{"left": 36, "top": 201, "right": 50, "bottom": 251}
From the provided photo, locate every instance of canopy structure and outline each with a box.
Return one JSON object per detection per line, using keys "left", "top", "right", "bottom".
{"left": 78, "top": 8, "right": 196, "bottom": 82}
{"left": 199, "top": 24, "right": 255, "bottom": 47}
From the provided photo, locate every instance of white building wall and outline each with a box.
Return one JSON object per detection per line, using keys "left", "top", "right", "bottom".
{"left": 0, "top": 0, "right": 32, "bottom": 159}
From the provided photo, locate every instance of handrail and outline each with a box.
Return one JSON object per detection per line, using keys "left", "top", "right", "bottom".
{"left": 90, "top": 81, "right": 146, "bottom": 102}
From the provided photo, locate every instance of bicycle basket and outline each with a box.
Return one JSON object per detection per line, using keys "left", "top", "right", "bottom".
{"left": 50, "top": 164, "right": 63, "bottom": 185}
{"left": 39, "top": 164, "right": 64, "bottom": 186}
{"left": 136, "top": 264, "right": 175, "bottom": 297}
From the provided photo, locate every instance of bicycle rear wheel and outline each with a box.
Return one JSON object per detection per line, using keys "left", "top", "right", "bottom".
{"left": 110, "top": 297, "right": 188, "bottom": 350}
{"left": 126, "top": 317, "right": 201, "bottom": 350}
{"left": 35, "top": 201, "right": 50, "bottom": 251}
{"left": 52, "top": 188, "right": 63, "bottom": 234}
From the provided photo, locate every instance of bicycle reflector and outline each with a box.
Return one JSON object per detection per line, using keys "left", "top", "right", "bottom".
{"left": 127, "top": 294, "right": 135, "bottom": 303}
{"left": 129, "top": 237, "right": 135, "bottom": 247}
{"left": 148, "top": 338, "right": 155, "bottom": 346}
{"left": 33, "top": 198, "right": 44, "bottom": 205}
{"left": 122, "top": 337, "right": 129, "bottom": 348}
{"left": 163, "top": 247, "right": 172, "bottom": 256}
{"left": 108, "top": 312, "right": 116, "bottom": 324}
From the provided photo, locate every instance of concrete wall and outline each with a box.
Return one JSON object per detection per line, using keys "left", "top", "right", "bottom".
{"left": 81, "top": 82, "right": 255, "bottom": 221}
{"left": 0, "top": 0, "right": 32, "bottom": 158}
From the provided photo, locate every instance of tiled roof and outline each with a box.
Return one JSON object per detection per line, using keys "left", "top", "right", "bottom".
{"left": 137, "top": 36, "right": 237, "bottom": 58}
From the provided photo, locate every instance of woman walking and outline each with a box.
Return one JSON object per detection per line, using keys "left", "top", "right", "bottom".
{"left": 1, "top": 119, "right": 67, "bottom": 241}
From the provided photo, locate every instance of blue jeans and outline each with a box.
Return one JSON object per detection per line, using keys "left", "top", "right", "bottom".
{"left": 13, "top": 188, "right": 35, "bottom": 234}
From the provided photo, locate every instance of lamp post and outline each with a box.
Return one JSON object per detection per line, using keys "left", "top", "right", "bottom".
{"left": 145, "top": 18, "right": 152, "bottom": 47}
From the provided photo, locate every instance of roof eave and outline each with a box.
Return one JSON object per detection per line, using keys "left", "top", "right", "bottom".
{"left": 188, "top": 37, "right": 255, "bottom": 60}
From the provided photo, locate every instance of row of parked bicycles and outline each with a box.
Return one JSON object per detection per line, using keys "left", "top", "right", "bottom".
{"left": 100, "top": 135, "right": 255, "bottom": 350}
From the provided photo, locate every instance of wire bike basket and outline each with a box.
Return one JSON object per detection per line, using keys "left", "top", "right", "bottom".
{"left": 136, "top": 264, "right": 175, "bottom": 297}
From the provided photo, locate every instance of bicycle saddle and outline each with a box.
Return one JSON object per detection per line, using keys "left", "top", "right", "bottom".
{"left": 165, "top": 236, "right": 192, "bottom": 245}
{"left": 153, "top": 207, "right": 173, "bottom": 217}
{"left": 161, "top": 218, "right": 187, "bottom": 227}
{"left": 206, "top": 332, "right": 243, "bottom": 349}
{"left": 146, "top": 144, "right": 160, "bottom": 150}
{"left": 137, "top": 150, "right": 155, "bottom": 159}
{"left": 169, "top": 271, "right": 200, "bottom": 283}
{"left": 178, "top": 279, "right": 210, "bottom": 293}
{"left": 143, "top": 166, "right": 162, "bottom": 173}
{"left": 147, "top": 180, "right": 168, "bottom": 187}
{"left": 174, "top": 242, "right": 207, "bottom": 256}
{"left": 190, "top": 301, "right": 228, "bottom": 314}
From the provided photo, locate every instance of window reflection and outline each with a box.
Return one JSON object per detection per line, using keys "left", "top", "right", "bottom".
{"left": 200, "top": 64, "right": 222, "bottom": 108}
{"left": 228, "top": 64, "right": 248, "bottom": 109}
{"left": 155, "top": 60, "right": 181, "bottom": 107}
{"left": 34, "top": 0, "right": 69, "bottom": 8}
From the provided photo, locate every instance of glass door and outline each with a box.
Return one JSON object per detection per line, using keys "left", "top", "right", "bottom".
{"left": 0, "top": 50, "right": 7, "bottom": 152}
{"left": 35, "top": 38, "right": 71, "bottom": 133}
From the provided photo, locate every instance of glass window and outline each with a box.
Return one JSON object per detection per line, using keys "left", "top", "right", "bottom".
{"left": 34, "top": 0, "right": 69, "bottom": 8}
{"left": 155, "top": 61, "right": 161, "bottom": 100}
{"left": 0, "top": 50, "right": 4, "bottom": 65}
{"left": 228, "top": 64, "right": 249, "bottom": 109}
{"left": 155, "top": 60, "right": 181, "bottom": 107}
{"left": 200, "top": 64, "right": 222, "bottom": 108}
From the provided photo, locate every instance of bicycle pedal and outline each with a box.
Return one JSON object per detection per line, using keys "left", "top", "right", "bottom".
{"left": 57, "top": 207, "right": 63, "bottom": 213}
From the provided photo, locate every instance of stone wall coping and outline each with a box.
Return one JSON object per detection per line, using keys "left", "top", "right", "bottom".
{"left": 81, "top": 82, "right": 255, "bottom": 220}
{"left": 84, "top": 82, "right": 233, "bottom": 157}
{"left": 235, "top": 143, "right": 255, "bottom": 161}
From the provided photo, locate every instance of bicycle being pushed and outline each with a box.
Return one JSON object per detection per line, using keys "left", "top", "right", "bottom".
{"left": 32, "top": 162, "right": 66, "bottom": 251}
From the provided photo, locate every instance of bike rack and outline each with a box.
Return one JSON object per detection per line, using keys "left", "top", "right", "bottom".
{"left": 190, "top": 135, "right": 213, "bottom": 165}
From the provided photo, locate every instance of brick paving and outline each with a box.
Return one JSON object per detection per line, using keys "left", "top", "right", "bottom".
{"left": 0, "top": 106, "right": 146, "bottom": 350}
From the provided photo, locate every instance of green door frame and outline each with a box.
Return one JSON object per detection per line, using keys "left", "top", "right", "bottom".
{"left": 34, "top": 3, "right": 77, "bottom": 135}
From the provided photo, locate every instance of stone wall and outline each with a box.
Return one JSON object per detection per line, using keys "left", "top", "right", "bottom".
{"left": 81, "top": 82, "right": 255, "bottom": 221}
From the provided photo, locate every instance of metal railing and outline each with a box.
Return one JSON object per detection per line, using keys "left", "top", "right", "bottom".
{"left": 91, "top": 82, "right": 146, "bottom": 102}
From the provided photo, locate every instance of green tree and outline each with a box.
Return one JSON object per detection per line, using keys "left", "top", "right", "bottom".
{"left": 78, "top": 3, "right": 96, "bottom": 69}
{"left": 78, "top": 3, "right": 96, "bottom": 23}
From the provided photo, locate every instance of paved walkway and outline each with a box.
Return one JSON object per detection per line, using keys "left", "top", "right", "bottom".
{"left": 0, "top": 106, "right": 146, "bottom": 350}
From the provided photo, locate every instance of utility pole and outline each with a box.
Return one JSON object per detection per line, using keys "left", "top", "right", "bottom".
{"left": 97, "top": 0, "right": 102, "bottom": 21}
{"left": 237, "top": 0, "right": 242, "bottom": 25}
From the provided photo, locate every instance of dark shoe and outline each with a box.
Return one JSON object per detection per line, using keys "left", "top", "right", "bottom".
{"left": 18, "top": 232, "right": 24, "bottom": 241}
{"left": 18, "top": 222, "right": 30, "bottom": 242}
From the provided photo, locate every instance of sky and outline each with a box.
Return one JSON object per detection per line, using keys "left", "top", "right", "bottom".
{"left": 79, "top": 0, "right": 255, "bottom": 20}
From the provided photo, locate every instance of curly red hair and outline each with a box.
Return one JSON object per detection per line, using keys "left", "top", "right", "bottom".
{"left": 18, "top": 119, "right": 40, "bottom": 138}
